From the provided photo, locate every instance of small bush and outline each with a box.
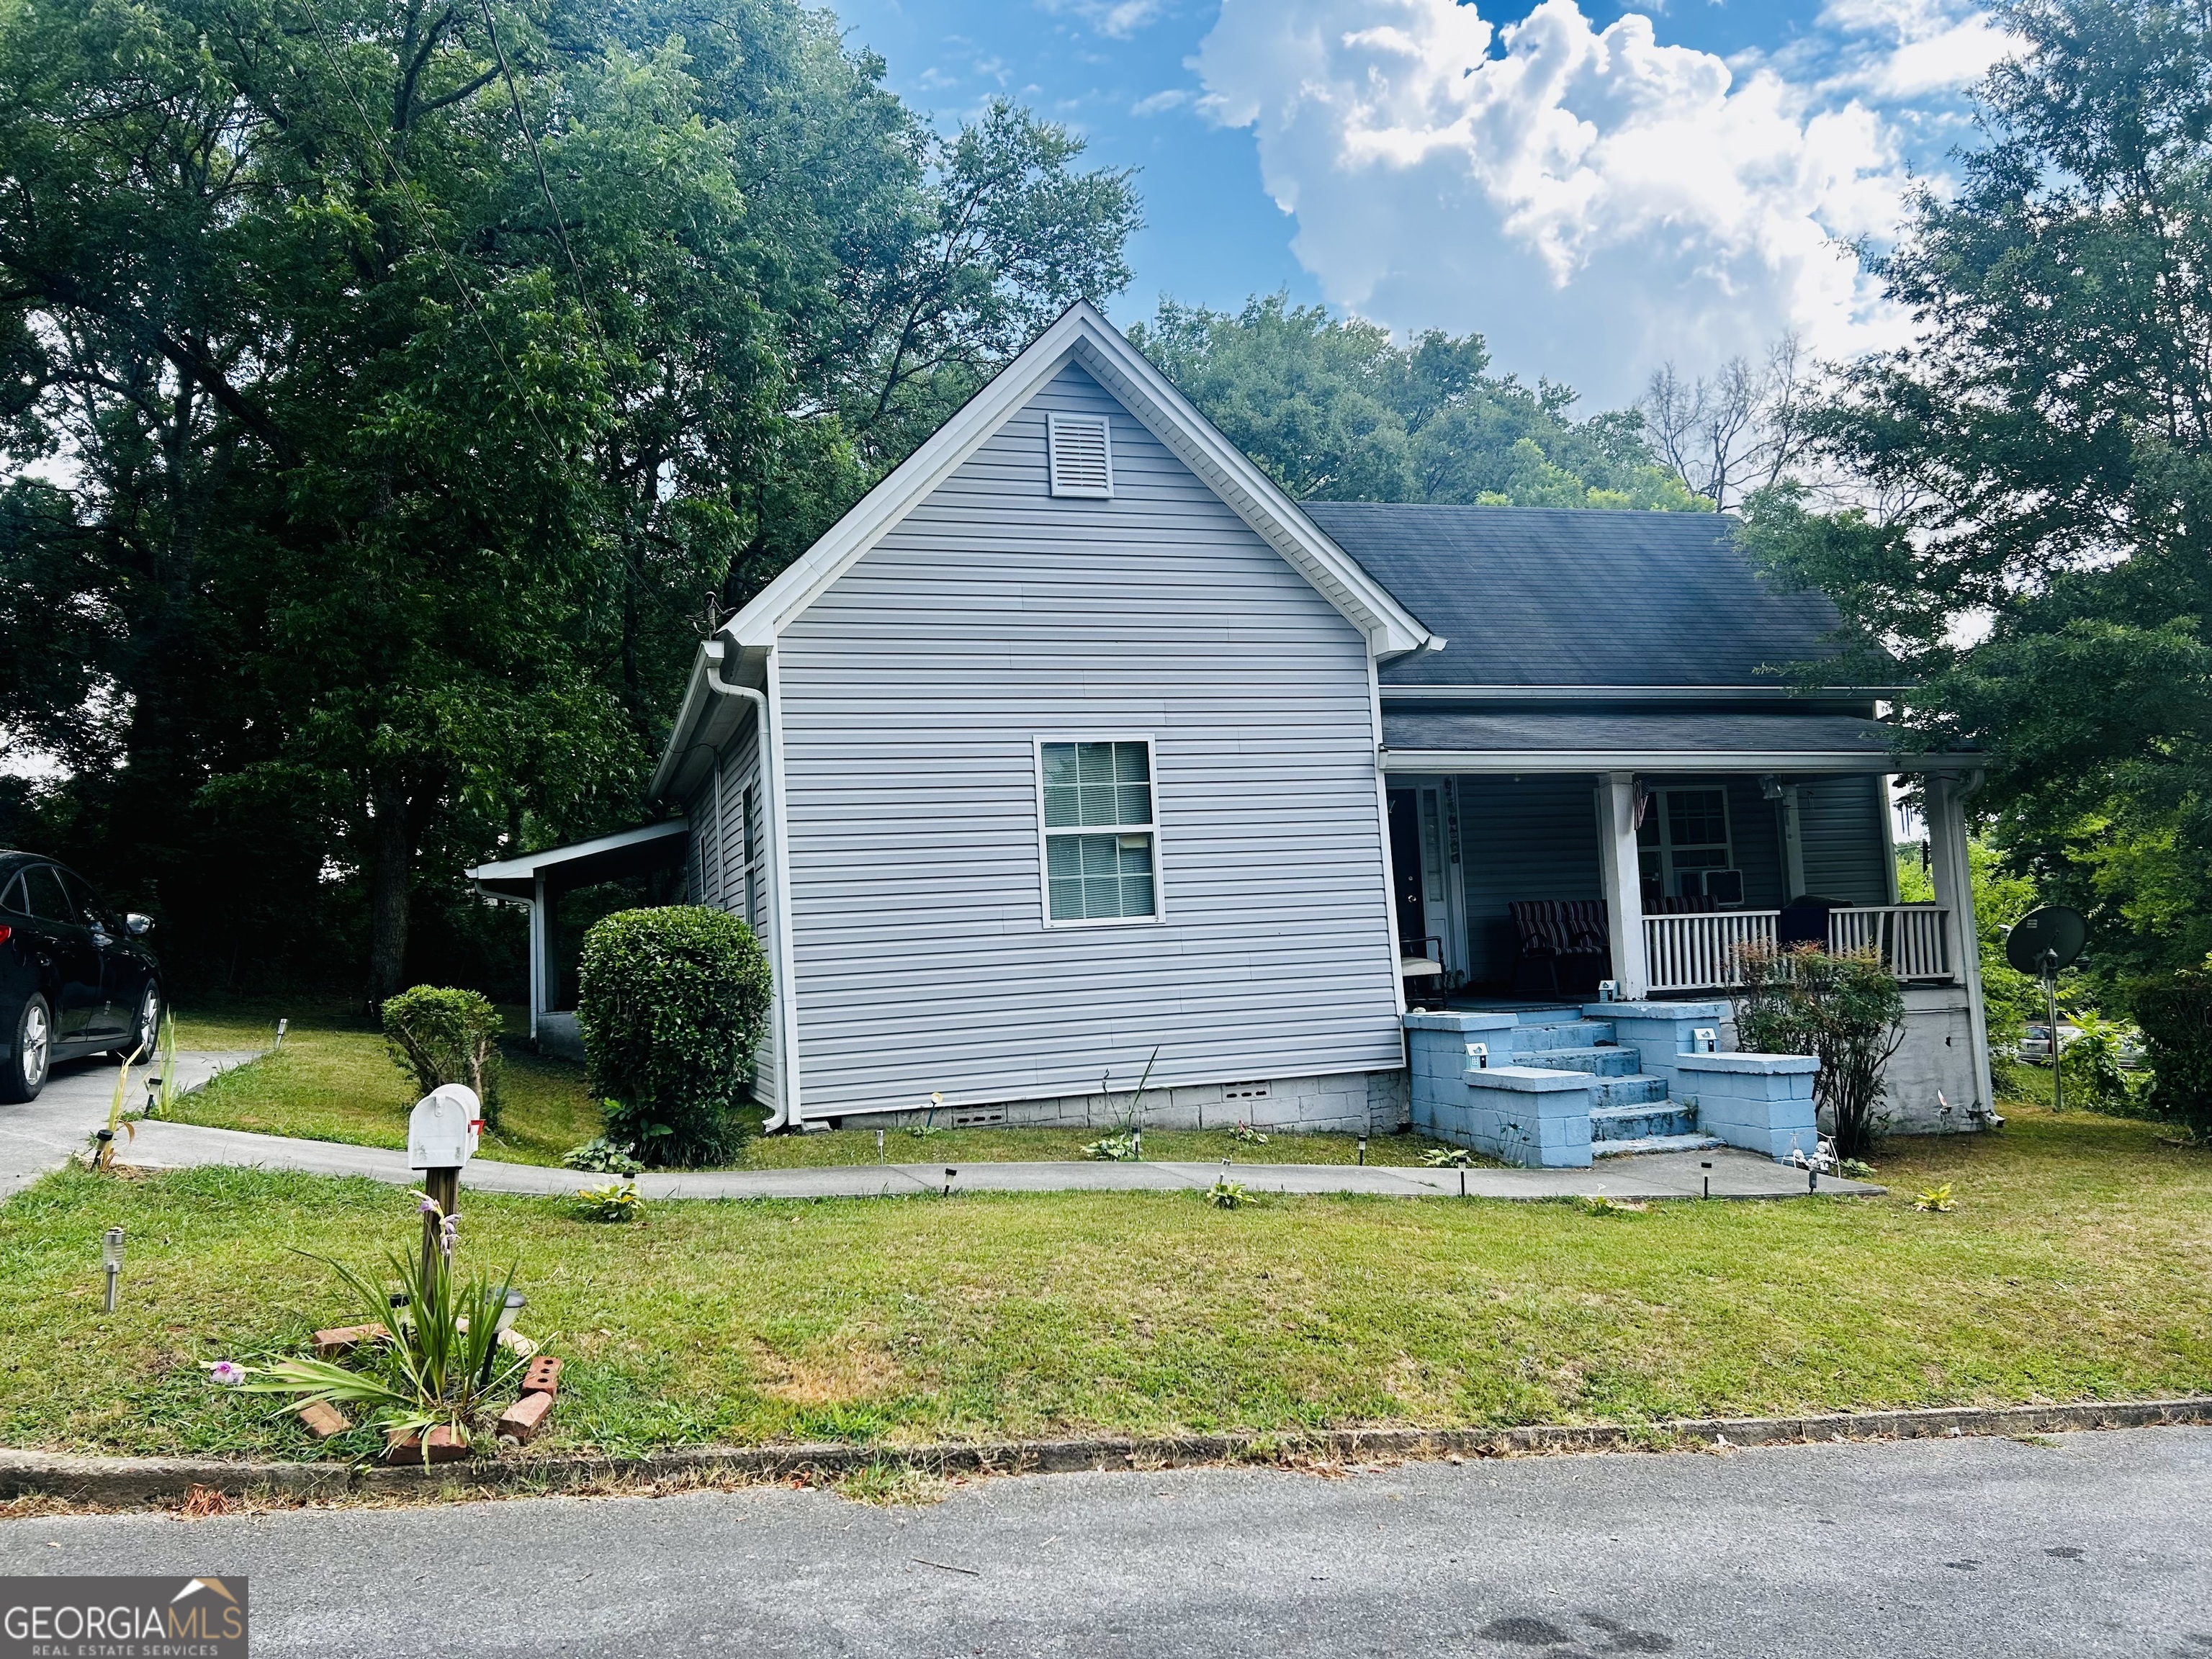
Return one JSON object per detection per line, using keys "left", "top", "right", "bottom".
{"left": 572, "top": 1179, "right": 642, "bottom": 1223}
{"left": 381, "top": 986, "right": 503, "bottom": 1127}
{"left": 576, "top": 906, "right": 771, "bottom": 1168}
{"left": 1205, "top": 1177, "right": 1249, "bottom": 1209}
{"left": 1733, "top": 943, "right": 1904, "bottom": 1162}
{"left": 2128, "top": 966, "right": 2212, "bottom": 1141}
{"left": 562, "top": 1137, "right": 643, "bottom": 1176}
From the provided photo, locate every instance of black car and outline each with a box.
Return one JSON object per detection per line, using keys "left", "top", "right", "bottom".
{"left": 0, "top": 851, "right": 163, "bottom": 1102}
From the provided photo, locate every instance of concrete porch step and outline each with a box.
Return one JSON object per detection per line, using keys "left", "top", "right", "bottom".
{"left": 1514, "top": 1045, "right": 1642, "bottom": 1078}
{"left": 1508, "top": 1019, "right": 1617, "bottom": 1052}
{"left": 1590, "top": 1074, "right": 1670, "bottom": 1110}
{"left": 1591, "top": 1101, "right": 1700, "bottom": 1141}
{"left": 1592, "top": 1133, "right": 1725, "bottom": 1159}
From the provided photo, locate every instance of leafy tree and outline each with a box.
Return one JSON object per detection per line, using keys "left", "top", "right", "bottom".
{"left": 0, "top": 0, "right": 1137, "bottom": 997}
{"left": 1129, "top": 295, "right": 1706, "bottom": 512}
{"left": 1740, "top": 0, "right": 2212, "bottom": 988}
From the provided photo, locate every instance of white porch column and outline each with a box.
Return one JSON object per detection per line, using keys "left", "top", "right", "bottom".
{"left": 1925, "top": 773, "right": 1992, "bottom": 1114}
{"left": 1595, "top": 772, "right": 1649, "bottom": 999}
{"left": 527, "top": 873, "right": 547, "bottom": 1040}
{"left": 1780, "top": 784, "right": 1807, "bottom": 901}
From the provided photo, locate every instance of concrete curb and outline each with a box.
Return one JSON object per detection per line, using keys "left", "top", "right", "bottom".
{"left": 5, "top": 1398, "right": 2208, "bottom": 1509}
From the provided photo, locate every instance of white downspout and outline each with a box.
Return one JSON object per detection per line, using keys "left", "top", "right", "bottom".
{"left": 701, "top": 639, "right": 793, "bottom": 1132}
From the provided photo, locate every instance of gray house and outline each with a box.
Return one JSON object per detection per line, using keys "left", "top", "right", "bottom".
{"left": 479, "top": 303, "right": 1990, "bottom": 1161}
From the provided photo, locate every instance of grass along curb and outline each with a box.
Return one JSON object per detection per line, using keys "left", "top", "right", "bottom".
{"left": 6, "top": 1398, "right": 2208, "bottom": 1510}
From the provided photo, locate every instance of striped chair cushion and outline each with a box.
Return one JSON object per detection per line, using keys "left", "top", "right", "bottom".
{"left": 1509, "top": 899, "right": 1609, "bottom": 958}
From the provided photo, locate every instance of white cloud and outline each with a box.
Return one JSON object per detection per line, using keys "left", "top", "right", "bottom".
{"left": 1131, "top": 88, "right": 1191, "bottom": 116}
{"left": 1817, "top": 0, "right": 2011, "bottom": 96}
{"left": 1038, "top": 0, "right": 1168, "bottom": 40}
{"left": 1194, "top": 0, "right": 1964, "bottom": 405}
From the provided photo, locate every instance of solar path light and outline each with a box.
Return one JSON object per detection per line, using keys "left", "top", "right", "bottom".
{"left": 102, "top": 1226, "right": 125, "bottom": 1311}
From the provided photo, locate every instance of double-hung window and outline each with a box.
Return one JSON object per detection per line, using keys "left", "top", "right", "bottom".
{"left": 1038, "top": 739, "right": 1159, "bottom": 924}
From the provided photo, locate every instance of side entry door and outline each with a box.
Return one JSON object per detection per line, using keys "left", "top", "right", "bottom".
{"left": 17, "top": 865, "right": 104, "bottom": 1042}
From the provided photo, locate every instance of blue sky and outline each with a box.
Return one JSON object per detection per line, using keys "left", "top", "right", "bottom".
{"left": 829, "top": 0, "right": 2008, "bottom": 408}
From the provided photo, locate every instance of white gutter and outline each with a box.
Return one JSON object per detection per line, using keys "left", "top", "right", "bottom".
{"left": 701, "top": 639, "right": 797, "bottom": 1133}
{"left": 1380, "top": 750, "right": 1980, "bottom": 775}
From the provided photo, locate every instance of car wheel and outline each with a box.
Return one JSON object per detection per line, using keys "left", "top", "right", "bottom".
{"left": 132, "top": 982, "right": 161, "bottom": 1058}
{"left": 1, "top": 994, "right": 52, "bottom": 1104}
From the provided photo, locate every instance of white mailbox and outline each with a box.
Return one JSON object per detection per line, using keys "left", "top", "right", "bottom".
{"left": 408, "top": 1084, "right": 482, "bottom": 1172}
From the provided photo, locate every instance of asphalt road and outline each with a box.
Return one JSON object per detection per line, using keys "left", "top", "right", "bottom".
{"left": 5, "top": 1428, "right": 2209, "bottom": 1656}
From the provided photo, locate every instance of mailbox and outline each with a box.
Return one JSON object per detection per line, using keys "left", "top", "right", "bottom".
{"left": 408, "top": 1084, "right": 482, "bottom": 1171}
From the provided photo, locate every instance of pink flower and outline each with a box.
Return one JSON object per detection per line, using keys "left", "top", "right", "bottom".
{"left": 207, "top": 1360, "right": 247, "bottom": 1386}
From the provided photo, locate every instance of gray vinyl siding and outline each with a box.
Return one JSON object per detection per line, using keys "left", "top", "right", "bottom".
{"left": 682, "top": 724, "right": 776, "bottom": 1105}
{"left": 773, "top": 363, "right": 1401, "bottom": 1118}
{"left": 1798, "top": 773, "right": 1891, "bottom": 904}
{"left": 1449, "top": 775, "right": 1604, "bottom": 988}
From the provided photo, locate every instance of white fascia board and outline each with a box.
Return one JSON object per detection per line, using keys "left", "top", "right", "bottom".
{"left": 648, "top": 640, "right": 768, "bottom": 803}
{"left": 464, "top": 819, "right": 691, "bottom": 884}
{"left": 1380, "top": 684, "right": 1900, "bottom": 703}
{"left": 647, "top": 642, "right": 719, "bottom": 802}
{"left": 1382, "top": 750, "right": 1979, "bottom": 775}
{"left": 719, "top": 301, "right": 1437, "bottom": 661}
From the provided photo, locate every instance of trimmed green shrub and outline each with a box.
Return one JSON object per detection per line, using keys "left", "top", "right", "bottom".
{"left": 2128, "top": 967, "right": 2212, "bottom": 1141}
{"left": 381, "top": 986, "right": 503, "bottom": 1127}
{"left": 1733, "top": 942, "right": 1905, "bottom": 1161}
{"left": 576, "top": 906, "right": 772, "bottom": 1167}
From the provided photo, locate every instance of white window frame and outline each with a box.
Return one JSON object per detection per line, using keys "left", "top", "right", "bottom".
{"left": 1033, "top": 734, "right": 1165, "bottom": 929}
{"left": 1640, "top": 785, "right": 1737, "bottom": 901}
{"left": 1046, "top": 411, "right": 1114, "bottom": 499}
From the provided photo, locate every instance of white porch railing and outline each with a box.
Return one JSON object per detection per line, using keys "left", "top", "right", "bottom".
{"left": 1642, "top": 905, "right": 1952, "bottom": 993}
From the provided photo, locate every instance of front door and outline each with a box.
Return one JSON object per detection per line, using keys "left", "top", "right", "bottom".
{"left": 1388, "top": 789, "right": 1426, "bottom": 951}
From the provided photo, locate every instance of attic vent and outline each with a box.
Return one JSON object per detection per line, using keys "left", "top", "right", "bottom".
{"left": 1048, "top": 413, "right": 1113, "bottom": 498}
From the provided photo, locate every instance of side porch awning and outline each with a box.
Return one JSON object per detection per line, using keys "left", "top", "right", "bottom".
{"left": 467, "top": 819, "right": 691, "bottom": 1038}
{"left": 1379, "top": 709, "right": 1979, "bottom": 774}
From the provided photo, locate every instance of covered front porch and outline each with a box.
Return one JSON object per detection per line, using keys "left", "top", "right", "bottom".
{"left": 1380, "top": 708, "right": 1992, "bottom": 1131}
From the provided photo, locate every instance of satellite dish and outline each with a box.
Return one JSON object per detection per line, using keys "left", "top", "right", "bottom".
{"left": 2005, "top": 906, "right": 2087, "bottom": 977}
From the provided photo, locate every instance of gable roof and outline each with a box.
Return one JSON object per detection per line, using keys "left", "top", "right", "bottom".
{"left": 722, "top": 302, "right": 1434, "bottom": 660}
{"left": 1301, "top": 503, "right": 1858, "bottom": 692}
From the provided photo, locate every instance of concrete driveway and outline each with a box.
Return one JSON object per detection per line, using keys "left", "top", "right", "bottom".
{"left": 1, "top": 1427, "right": 2206, "bottom": 1656}
{"left": 0, "top": 1048, "right": 260, "bottom": 1197}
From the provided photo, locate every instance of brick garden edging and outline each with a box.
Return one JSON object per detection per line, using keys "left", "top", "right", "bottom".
{"left": 4, "top": 1397, "right": 2208, "bottom": 1510}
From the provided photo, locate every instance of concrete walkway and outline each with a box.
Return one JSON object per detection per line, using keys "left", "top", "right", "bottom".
{"left": 0, "top": 1049, "right": 263, "bottom": 1198}
{"left": 120, "top": 1118, "right": 1880, "bottom": 1201}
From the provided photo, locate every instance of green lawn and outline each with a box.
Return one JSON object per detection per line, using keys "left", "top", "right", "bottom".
{"left": 165, "top": 1003, "right": 1473, "bottom": 1169}
{"left": 4, "top": 1107, "right": 2206, "bottom": 1464}
{"left": 168, "top": 1001, "right": 602, "bottom": 1169}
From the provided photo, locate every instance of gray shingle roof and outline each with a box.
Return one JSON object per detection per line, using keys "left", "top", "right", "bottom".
{"left": 1380, "top": 709, "right": 1900, "bottom": 756}
{"left": 1298, "top": 503, "right": 1848, "bottom": 688}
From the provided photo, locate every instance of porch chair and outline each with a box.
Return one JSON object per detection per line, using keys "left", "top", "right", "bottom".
{"left": 1508, "top": 899, "right": 1610, "bottom": 997}
{"left": 1400, "top": 933, "right": 1448, "bottom": 1012}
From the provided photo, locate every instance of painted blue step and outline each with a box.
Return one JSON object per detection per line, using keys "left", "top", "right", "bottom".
{"left": 1591, "top": 1102, "right": 1701, "bottom": 1141}
{"left": 1511, "top": 1007, "right": 1588, "bottom": 1025}
{"left": 1591, "top": 1074, "right": 1670, "bottom": 1110}
{"left": 1509, "top": 1020, "right": 1618, "bottom": 1053}
{"left": 1516, "top": 1045, "right": 1641, "bottom": 1078}
{"left": 1593, "top": 1133, "right": 1725, "bottom": 1159}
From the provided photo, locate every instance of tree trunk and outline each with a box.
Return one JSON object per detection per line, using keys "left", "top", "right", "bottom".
{"left": 367, "top": 772, "right": 415, "bottom": 1002}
